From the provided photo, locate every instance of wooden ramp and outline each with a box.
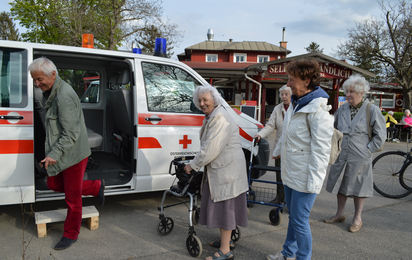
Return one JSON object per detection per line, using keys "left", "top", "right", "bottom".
{"left": 34, "top": 205, "right": 99, "bottom": 238}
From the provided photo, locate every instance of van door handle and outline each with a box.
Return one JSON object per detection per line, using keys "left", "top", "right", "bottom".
{"left": 0, "top": 115, "right": 24, "bottom": 120}
{"left": 145, "top": 117, "right": 162, "bottom": 122}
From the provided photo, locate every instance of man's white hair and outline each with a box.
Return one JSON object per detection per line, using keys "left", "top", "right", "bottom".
{"left": 342, "top": 74, "right": 370, "bottom": 96}
{"left": 193, "top": 85, "right": 223, "bottom": 110}
{"left": 28, "top": 57, "right": 58, "bottom": 77}
{"left": 388, "top": 111, "right": 394, "bottom": 115}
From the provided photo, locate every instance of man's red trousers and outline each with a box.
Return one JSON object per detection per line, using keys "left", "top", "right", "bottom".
{"left": 47, "top": 158, "right": 101, "bottom": 240}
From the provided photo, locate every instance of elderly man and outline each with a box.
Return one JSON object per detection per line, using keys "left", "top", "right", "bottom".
{"left": 385, "top": 111, "right": 400, "bottom": 143}
{"left": 254, "top": 84, "right": 292, "bottom": 205}
{"left": 29, "top": 57, "right": 105, "bottom": 250}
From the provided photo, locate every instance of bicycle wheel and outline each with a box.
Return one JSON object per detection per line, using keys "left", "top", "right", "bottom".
{"left": 373, "top": 151, "right": 411, "bottom": 198}
{"left": 400, "top": 161, "right": 412, "bottom": 193}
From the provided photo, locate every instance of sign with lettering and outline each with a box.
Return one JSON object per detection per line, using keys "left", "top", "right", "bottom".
{"left": 267, "top": 62, "right": 352, "bottom": 79}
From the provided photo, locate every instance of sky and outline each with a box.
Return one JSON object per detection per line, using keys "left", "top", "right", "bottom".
{"left": 0, "top": 0, "right": 400, "bottom": 60}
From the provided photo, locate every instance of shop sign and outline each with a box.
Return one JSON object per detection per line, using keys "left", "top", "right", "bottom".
{"left": 267, "top": 62, "right": 352, "bottom": 79}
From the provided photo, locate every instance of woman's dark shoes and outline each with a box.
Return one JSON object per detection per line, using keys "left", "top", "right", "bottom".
{"left": 268, "top": 197, "right": 285, "bottom": 205}
{"left": 210, "top": 240, "right": 235, "bottom": 250}
{"left": 54, "top": 237, "right": 77, "bottom": 250}
{"left": 98, "top": 179, "right": 105, "bottom": 206}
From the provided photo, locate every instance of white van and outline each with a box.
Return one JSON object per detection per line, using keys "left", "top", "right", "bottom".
{"left": 0, "top": 40, "right": 270, "bottom": 206}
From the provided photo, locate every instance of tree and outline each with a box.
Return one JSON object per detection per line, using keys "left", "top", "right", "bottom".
{"left": 0, "top": 11, "right": 21, "bottom": 41}
{"left": 337, "top": 0, "right": 412, "bottom": 108}
{"left": 305, "top": 42, "right": 323, "bottom": 53}
{"left": 133, "top": 21, "right": 184, "bottom": 57}
{"left": 10, "top": 0, "right": 183, "bottom": 52}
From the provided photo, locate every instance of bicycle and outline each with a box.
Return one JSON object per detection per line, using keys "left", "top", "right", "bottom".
{"left": 372, "top": 148, "right": 412, "bottom": 198}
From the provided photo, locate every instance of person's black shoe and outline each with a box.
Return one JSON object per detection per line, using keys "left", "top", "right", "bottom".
{"left": 54, "top": 237, "right": 77, "bottom": 250}
{"left": 98, "top": 179, "right": 105, "bottom": 206}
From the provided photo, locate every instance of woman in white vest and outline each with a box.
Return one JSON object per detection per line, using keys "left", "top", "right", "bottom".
{"left": 325, "top": 74, "right": 386, "bottom": 233}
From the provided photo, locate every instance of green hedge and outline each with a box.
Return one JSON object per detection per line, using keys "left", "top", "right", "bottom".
{"left": 382, "top": 112, "right": 404, "bottom": 122}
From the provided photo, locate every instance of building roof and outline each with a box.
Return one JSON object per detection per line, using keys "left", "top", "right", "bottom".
{"left": 177, "top": 40, "right": 291, "bottom": 60}
{"left": 183, "top": 40, "right": 291, "bottom": 53}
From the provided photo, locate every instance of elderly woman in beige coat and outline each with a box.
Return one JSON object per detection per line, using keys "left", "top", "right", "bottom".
{"left": 254, "top": 84, "right": 291, "bottom": 204}
{"left": 184, "top": 85, "right": 248, "bottom": 260}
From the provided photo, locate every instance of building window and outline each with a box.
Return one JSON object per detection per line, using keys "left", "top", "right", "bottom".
{"left": 258, "top": 55, "right": 269, "bottom": 63}
{"left": 365, "top": 92, "right": 396, "bottom": 108}
{"left": 234, "top": 53, "right": 247, "bottom": 63}
{"left": 206, "top": 54, "right": 218, "bottom": 62}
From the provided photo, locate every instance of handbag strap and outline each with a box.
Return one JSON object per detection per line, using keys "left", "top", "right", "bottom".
{"left": 366, "top": 102, "right": 372, "bottom": 141}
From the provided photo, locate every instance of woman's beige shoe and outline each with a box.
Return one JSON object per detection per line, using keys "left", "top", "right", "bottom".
{"left": 324, "top": 216, "right": 346, "bottom": 224}
{"left": 349, "top": 222, "right": 363, "bottom": 233}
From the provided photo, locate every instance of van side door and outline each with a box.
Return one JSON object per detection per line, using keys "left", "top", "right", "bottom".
{"left": 134, "top": 61, "right": 205, "bottom": 191}
{"left": 0, "top": 47, "right": 35, "bottom": 205}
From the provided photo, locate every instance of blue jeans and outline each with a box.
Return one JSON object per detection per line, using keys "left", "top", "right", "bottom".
{"left": 281, "top": 185, "right": 317, "bottom": 260}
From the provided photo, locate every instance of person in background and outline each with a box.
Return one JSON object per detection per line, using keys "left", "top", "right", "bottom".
{"left": 29, "top": 57, "right": 105, "bottom": 250}
{"left": 384, "top": 111, "right": 400, "bottom": 143}
{"left": 184, "top": 85, "right": 248, "bottom": 260}
{"left": 266, "top": 59, "right": 334, "bottom": 260}
{"left": 254, "top": 84, "right": 292, "bottom": 205}
{"left": 325, "top": 74, "right": 386, "bottom": 233}
{"left": 401, "top": 109, "right": 412, "bottom": 142}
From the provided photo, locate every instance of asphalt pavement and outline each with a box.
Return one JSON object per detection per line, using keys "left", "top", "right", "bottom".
{"left": 1, "top": 134, "right": 411, "bottom": 260}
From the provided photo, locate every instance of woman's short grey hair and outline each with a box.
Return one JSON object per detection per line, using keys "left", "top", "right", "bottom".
{"left": 388, "top": 111, "right": 394, "bottom": 115}
{"left": 342, "top": 74, "right": 370, "bottom": 95}
{"left": 193, "top": 85, "right": 223, "bottom": 110}
{"left": 279, "top": 84, "right": 292, "bottom": 95}
{"left": 28, "top": 57, "right": 58, "bottom": 77}
{"left": 405, "top": 109, "right": 411, "bottom": 115}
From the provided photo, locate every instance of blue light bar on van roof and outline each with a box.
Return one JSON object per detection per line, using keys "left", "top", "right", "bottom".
{"left": 133, "top": 48, "right": 142, "bottom": 54}
{"left": 154, "top": 38, "right": 167, "bottom": 58}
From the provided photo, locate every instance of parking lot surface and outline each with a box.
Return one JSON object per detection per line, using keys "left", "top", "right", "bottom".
{"left": 1, "top": 136, "right": 411, "bottom": 260}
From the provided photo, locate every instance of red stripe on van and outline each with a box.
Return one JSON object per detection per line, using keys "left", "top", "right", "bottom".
{"left": 0, "top": 111, "right": 33, "bottom": 125}
{"left": 0, "top": 140, "right": 34, "bottom": 154}
{"left": 138, "top": 113, "right": 204, "bottom": 126}
{"left": 138, "top": 137, "right": 162, "bottom": 149}
{"left": 239, "top": 127, "right": 253, "bottom": 142}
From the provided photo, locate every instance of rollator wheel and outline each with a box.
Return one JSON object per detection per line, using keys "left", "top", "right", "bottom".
{"left": 186, "top": 234, "right": 202, "bottom": 257}
{"left": 269, "top": 208, "right": 282, "bottom": 226}
{"left": 231, "top": 226, "right": 241, "bottom": 242}
{"left": 192, "top": 207, "right": 200, "bottom": 225}
{"left": 157, "top": 217, "right": 174, "bottom": 236}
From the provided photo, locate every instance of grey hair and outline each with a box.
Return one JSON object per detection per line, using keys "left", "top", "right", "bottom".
{"left": 388, "top": 111, "right": 394, "bottom": 115}
{"left": 28, "top": 57, "right": 58, "bottom": 77}
{"left": 342, "top": 74, "right": 369, "bottom": 96}
{"left": 193, "top": 85, "right": 223, "bottom": 110}
{"left": 279, "top": 84, "right": 292, "bottom": 95}
{"left": 405, "top": 109, "right": 411, "bottom": 115}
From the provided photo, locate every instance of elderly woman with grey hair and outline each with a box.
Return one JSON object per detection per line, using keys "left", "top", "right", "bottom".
{"left": 184, "top": 85, "right": 248, "bottom": 260}
{"left": 254, "top": 84, "right": 292, "bottom": 204}
{"left": 325, "top": 74, "right": 386, "bottom": 233}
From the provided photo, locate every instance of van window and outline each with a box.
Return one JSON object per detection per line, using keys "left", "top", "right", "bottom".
{"left": 142, "top": 62, "right": 203, "bottom": 113}
{"left": 80, "top": 81, "right": 99, "bottom": 103}
{"left": 0, "top": 48, "right": 28, "bottom": 108}
{"left": 58, "top": 69, "right": 100, "bottom": 103}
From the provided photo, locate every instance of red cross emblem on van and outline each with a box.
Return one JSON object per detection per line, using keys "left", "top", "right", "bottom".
{"left": 179, "top": 135, "right": 192, "bottom": 149}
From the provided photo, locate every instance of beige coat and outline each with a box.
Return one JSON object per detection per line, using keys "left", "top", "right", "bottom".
{"left": 190, "top": 105, "right": 248, "bottom": 202}
{"left": 258, "top": 102, "right": 287, "bottom": 148}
